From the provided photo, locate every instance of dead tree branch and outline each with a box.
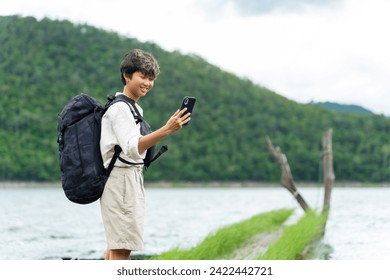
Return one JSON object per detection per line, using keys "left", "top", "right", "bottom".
{"left": 266, "top": 136, "right": 310, "bottom": 212}
{"left": 322, "top": 129, "right": 335, "bottom": 214}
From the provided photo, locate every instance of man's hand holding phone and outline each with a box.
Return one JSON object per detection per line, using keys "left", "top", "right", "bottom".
{"left": 163, "top": 96, "right": 196, "bottom": 134}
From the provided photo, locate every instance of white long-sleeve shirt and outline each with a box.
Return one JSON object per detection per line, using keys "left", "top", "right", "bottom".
{"left": 100, "top": 92, "right": 146, "bottom": 168}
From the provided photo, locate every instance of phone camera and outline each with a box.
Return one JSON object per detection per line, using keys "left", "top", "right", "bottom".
{"left": 184, "top": 98, "right": 189, "bottom": 105}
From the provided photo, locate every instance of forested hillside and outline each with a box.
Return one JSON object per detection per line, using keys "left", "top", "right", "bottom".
{"left": 1, "top": 15, "right": 390, "bottom": 182}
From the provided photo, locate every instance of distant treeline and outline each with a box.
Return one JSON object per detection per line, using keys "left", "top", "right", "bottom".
{"left": 1, "top": 15, "right": 390, "bottom": 182}
{"left": 308, "top": 102, "right": 374, "bottom": 115}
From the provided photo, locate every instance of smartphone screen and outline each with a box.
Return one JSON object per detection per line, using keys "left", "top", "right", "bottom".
{"left": 180, "top": 96, "right": 196, "bottom": 125}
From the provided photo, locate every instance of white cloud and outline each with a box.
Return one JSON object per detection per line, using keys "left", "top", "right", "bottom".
{"left": 187, "top": 0, "right": 390, "bottom": 115}
{"left": 1, "top": 0, "right": 390, "bottom": 115}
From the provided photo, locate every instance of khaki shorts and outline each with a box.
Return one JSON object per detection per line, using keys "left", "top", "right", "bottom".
{"left": 100, "top": 166, "right": 145, "bottom": 251}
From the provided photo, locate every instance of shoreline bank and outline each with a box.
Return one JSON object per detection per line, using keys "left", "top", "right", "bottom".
{"left": 0, "top": 181, "right": 389, "bottom": 189}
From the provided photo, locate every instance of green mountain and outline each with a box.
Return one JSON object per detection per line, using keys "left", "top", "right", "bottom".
{"left": 308, "top": 102, "right": 374, "bottom": 115}
{"left": 1, "top": 15, "right": 390, "bottom": 182}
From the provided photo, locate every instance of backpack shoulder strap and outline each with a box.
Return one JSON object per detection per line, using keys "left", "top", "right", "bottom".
{"left": 107, "top": 94, "right": 143, "bottom": 124}
{"left": 104, "top": 145, "right": 122, "bottom": 176}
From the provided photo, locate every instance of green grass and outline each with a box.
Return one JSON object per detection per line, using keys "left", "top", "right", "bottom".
{"left": 258, "top": 210, "right": 327, "bottom": 260}
{"left": 152, "top": 208, "right": 294, "bottom": 260}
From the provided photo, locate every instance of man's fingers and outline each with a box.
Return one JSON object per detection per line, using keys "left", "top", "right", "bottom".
{"left": 182, "top": 117, "right": 191, "bottom": 125}
{"left": 180, "top": 112, "right": 191, "bottom": 121}
{"left": 178, "top": 107, "right": 188, "bottom": 116}
{"left": 179, "top": 112, "right": 191, "bottom": 125}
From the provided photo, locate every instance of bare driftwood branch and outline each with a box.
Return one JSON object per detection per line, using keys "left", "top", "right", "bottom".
{"left": 266, "top": 136, "right": 310, "bottom": 212}
{"left": 322, "top": 129, "right": 335, "bottom": 214}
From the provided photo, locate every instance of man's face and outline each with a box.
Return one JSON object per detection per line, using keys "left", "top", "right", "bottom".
{"left": 125, "top": 71, "right": 155, "bottom": 100}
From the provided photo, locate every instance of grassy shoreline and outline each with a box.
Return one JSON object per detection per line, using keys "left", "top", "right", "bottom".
{"left": 150, "top": 208, "right": 328, "bottom": 260}
{"left": 151, "top": 209, "right": 294, "bottom": 260}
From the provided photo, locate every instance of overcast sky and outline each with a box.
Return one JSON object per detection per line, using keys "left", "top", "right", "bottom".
{"left": 2, "top": 0, "right": 390, "bottom": 115}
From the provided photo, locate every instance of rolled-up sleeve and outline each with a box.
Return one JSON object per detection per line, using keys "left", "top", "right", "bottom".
{"left": 100, "top": 101, "right": 146, "bottom": 167}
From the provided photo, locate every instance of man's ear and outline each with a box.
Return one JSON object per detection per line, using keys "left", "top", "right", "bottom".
{"left": 122, "top": 72, "right": 132, "bottom": 85}
{"left": 121, "top": 73, "right": 126, "bottom": 85}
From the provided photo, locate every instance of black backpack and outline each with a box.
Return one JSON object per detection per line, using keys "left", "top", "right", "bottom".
{"left": 57, "top": 93, "right": 167, "bottom": 204}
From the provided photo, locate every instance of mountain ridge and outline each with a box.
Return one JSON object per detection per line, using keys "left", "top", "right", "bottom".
{"left": 308, "top": 101, "right": 374, "bottom": 115}
{"left": 1, "top": 15, "right": 390, "bottom": 182}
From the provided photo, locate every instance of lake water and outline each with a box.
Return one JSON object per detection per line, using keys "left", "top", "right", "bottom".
{"left": 0, "top": 183, "right": 389, "bottom": 260}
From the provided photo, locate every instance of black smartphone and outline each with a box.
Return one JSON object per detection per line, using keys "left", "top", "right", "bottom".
{"left": 180, "top": 96, "right": 196, "bottom": 125}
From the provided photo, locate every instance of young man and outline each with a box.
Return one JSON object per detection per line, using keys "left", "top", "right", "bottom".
{"left": 100, "top": 49, "right": 190, "bottom": 260}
